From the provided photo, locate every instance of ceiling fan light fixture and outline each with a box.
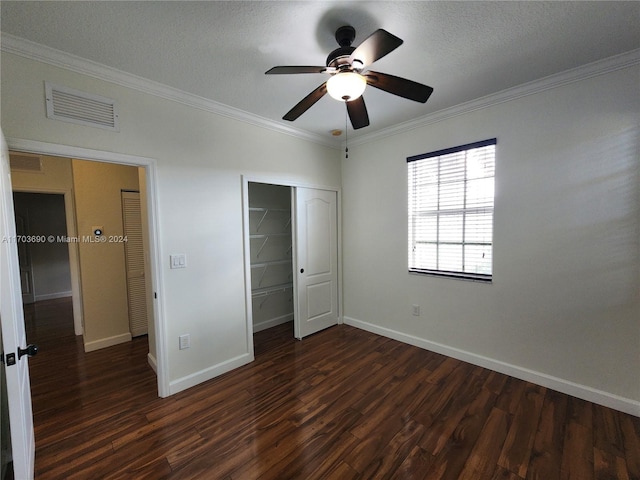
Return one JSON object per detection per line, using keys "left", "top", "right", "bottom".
{"left": 327, "top": 72, "right": 366, "bottom": 102}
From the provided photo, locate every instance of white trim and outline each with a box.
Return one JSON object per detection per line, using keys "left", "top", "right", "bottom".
{"left": 84, "top": 332, "right": 132, "bottom": 353}
{"left": 349, "top": 48, "right": 640, "bottom": 146}
{"left": 5, "top": 137, "right": 170, "bottom": 398}
{"left": 34, "top": 291, "right": 72, "bottom": 302}
{"left": 147, "top": 353, "right": 157, "bottom": 374}
{"left": 1, "top": 33, "right": 336, "bottom": 149}
{"left": 253, "top": 314, "right": 293, "bottom": 333}
{"left": 344, "top": 316, "right": 640, "bottom": 417}
{"left": 7, "top": 138, "right": 150, "bottom": 166}
{"left": 169, "top": 352, "right": 254, "bottom": 395}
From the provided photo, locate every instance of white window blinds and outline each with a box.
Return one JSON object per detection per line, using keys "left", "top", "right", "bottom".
{"left": 408, "top": 139, "right": 496, "bottom": 281}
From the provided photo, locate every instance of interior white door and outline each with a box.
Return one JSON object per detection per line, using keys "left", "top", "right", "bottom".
{"left": 0, "top": 131, "right": 36, "bottom": 479}
{"left": 294, "top": 187, "right": 338, "bottom": 339}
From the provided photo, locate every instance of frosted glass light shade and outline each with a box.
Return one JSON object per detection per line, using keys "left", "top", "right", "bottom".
{"left": 326, "top": 72, "right": 366, "bottom": 101}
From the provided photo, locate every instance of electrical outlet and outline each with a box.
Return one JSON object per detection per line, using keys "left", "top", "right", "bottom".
{"left": 179, "top": 334, "right": 190, "bottom": 350}
{"left": 412, "top": 304, "right": 421, "bottom": 316}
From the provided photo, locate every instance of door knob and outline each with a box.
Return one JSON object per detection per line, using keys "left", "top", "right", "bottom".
{"left": 300, "top": 268, "right": 304, "bottom": 273}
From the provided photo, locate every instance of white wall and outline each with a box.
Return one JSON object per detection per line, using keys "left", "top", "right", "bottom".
{"left": 0, "top": 52, "right": 341, "bottom": 394}
{"left": 342, "top": 64, "right": 640, "bottom": 412}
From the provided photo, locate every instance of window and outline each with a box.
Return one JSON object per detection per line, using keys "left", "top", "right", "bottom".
{"left": 408, "top": 138, "right": 496, "bottom": 281}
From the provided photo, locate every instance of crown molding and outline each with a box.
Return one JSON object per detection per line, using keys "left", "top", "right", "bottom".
{"left": 0, "top": 33, "right": 338, "bottom": 149}
{"left": 350, "top": 48, "right": 640, "bottom": 147}
{"left": 3, "top": 33, "right": 638, "bottom": 151}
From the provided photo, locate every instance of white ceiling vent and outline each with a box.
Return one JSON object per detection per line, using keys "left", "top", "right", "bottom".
{"left": 45, "top": 82, "right": 119, "bottom": 131}
{"left": 9, "top": 153, "right": 43, "bottom": 173}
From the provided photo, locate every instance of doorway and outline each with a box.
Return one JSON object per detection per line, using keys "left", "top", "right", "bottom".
{"left": 10, "top": 156, "right": 151, "bottom": 349}
{"left": 244, "top": 179, "right": 340, "bottom": 353}
{"left": 13, "top": 193, "right": 72, "bottom": 306}
{"left": 5, "top": 140, "right": 167, "bottom": 398}
{"left": 247, "top": 182, "right": 294, "bottom": 339}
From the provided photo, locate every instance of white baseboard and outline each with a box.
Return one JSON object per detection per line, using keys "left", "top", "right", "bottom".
{"left": 169, "top": 352, "right": 254, "bottom": 396}
{"left": 147, "top": 353, "right": 157, "bottom": 374}
{"left": 344, "top": 316, "right": 640, "bottom": 417}
{"left": 35, "top": 291, "right": 72, "bottom": 301}
{"left": 253, "top": 314, "right": 293, "bottom": 333}
{"left": 84, "top": 332, "right": 132, "bottom": 352}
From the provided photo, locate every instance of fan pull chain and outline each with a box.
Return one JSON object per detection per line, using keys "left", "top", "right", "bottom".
{"left": 345, "top": 104, "right": 349, "bottom": 159}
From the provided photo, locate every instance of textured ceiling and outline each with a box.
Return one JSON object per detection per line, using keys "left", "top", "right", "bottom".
{"left": 2, "top": 1, "right": 639, "bottom": 143}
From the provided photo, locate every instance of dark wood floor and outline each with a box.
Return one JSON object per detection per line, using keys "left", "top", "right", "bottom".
{"left": 24, "top": 298, "right": 640, "bottom": 479}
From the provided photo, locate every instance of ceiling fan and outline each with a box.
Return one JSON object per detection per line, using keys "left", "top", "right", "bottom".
{"left": 265, "top": 26, "right": 434, "bottom": 130}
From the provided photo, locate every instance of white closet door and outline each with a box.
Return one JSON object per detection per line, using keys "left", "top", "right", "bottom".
{"left": 0, "top": 132, "right": 35, "bottom": 479}
{"left": 294, "top": 188, "right": 338, "bottom": 339}
{"left": 121, "top": 192, "right": 148, "bottom": 337}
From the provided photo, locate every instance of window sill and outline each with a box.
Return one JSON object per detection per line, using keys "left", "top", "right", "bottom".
{"left": 409, "top": 269, "right": 492, "bottom": 283}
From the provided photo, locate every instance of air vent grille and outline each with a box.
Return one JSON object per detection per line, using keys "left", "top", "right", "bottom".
{"left": 45, "top": 82, "right": 119, "bottom": 131}
{"left": 9, "top": 153, "right": 43, "bottom": 173}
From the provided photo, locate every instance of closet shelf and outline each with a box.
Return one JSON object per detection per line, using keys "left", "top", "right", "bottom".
{"left": 251, "top": 259, "right": 292, "bottom": 268}
{"left": 250, "top": 233, "right": 290, "bottom": 239}
{"left": 249, "top": 207, "right": 291, "bottom": 232}
{"left": 251, "top": 283, "right": 293, "bottom": 297}
{"left": 249, "top": 207, "right": 289, "bottom": 212}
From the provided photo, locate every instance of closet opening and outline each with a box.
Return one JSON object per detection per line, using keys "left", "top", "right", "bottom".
{"left": 247, "top": 182, "right": 295, "bottom": 344}
{"left": 244, "top": 178, "right": 339, "bottom": 352}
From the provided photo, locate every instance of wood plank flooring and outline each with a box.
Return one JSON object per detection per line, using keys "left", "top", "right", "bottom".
{"left": 25, "top": 298, "right": 640, "bottom": 479}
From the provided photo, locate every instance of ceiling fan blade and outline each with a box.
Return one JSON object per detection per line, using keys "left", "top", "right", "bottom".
{"left": 265, "top": 66, "right": 328, "bottom": 75}
{"left": 283, "top": 82, "right": 328, "bottom": 121}
{"left": 346, "top": 96, "right": 370, "bottom": 129}
{"left": 365, "top": 71, "right": 433, "bottom": 103}
{"left": 349, "top": 29, "right": 403, "bottom": 68}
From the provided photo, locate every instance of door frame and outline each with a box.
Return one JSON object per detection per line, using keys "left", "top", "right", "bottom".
{"left": 6, "top": 137, "right": 170, "bottom": 398}
{"left": 241, "top": 175, "right": 343, "bottom": 353}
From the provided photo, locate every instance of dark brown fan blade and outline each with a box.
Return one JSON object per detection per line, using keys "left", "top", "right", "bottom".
{"left": 265, "top": 66, "right": 327, "bottom": 74}
{"left": 365, "top": 71, "right": 433, "bottom": 103}
{"left": 349, "top": 29, "right": 403, "bottom": 68}
{"left": 346, "top": 96, "right": 370, "bottom": 129}
{"left": 283, "top": 82, "right": 328, "bottom": 121}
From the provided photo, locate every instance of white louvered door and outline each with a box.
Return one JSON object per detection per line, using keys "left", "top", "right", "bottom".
{"left": 121, "top": 191, "right": 148, "bottom": 337}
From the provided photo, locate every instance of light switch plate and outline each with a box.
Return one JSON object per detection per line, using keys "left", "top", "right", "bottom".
{"left": 170, "top": 254, "right": 187, "bottom": 269}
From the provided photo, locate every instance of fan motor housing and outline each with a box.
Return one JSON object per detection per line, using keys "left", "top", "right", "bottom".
{"left": 326, "top": 26, "right": 357, "bottom": 70}
{"left": 326, "top": 46, "right": 355, "bottom": 69}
